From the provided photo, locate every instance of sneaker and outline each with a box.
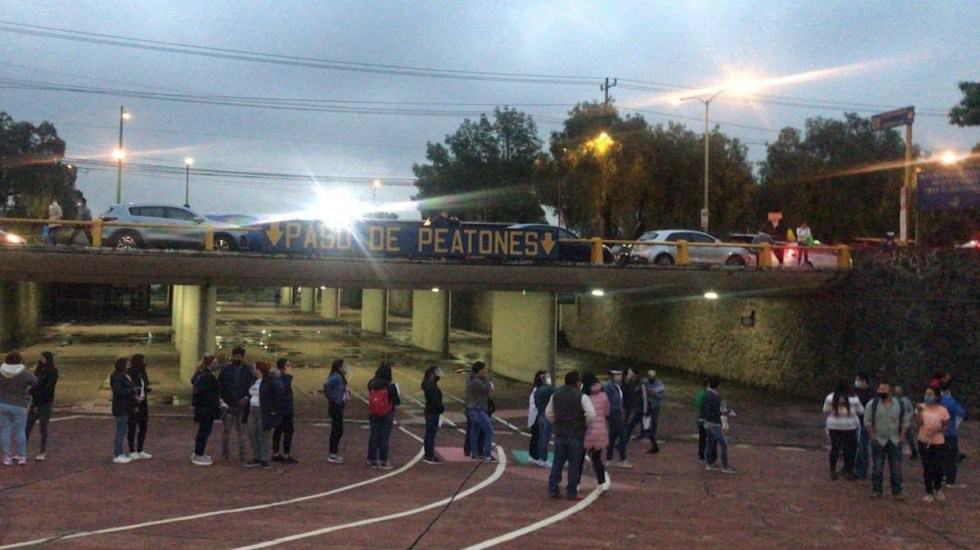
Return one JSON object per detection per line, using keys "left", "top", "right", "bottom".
{"left": 34, "top": 453, "right": 46, "bottom": 462}
{"left": 616, "top": 460, "right": 633, "bottom": 469}
{"left": 129, "top": 452, "right": 142, "bottom": 461}
{"left": 935, "top": 490, "right": 946, "bottom": 502}
{"left": 535, "top": 459, "right": 550, "bottom": 468}
{"left": 378, "top": 462, "right": 394, "bottom": 470}
{"left": 113, "top": 455, "right": 133, "bottom": 464}
{"left": 484, "top": 456, "right": 499, "bottom": 464}
{"left": 600, "top": 480, "right": 611, "bottom": 492}
{"left": 282, "top": 456, "right": 299, "bottom": 465}
{"left": 368, "top": 460, "right": 379, "bottom": 468}
{"left": 191, "top": 455, "right": 213, "bottom": 466}
{"left": 469, "top": 455, "right": 481, "bottom": 460}
{"left": 422, "top": 456, "right": 443, "bottom": 465}
{"left": 15, "top": 456, "right": 27, "bottom": 466}
{"left": 1, "top": 456, "right": 11, "bottom": 466}
{"left": 922, "top": 494, "right": 935, "bottom": 502}
{"left": 721, "top": 466, "right": 737, "bottom": 475}
{"left": 327, "top": 454, "right": 345, "bottom": 464}
{"left": 705, "top": 463, "right": 719, "bottom": 471}
{"left": 138, "top": 451, "right": 153, "bottom": 460}
{"left": 244, "top": 460, "right": 263, "bottom": 468}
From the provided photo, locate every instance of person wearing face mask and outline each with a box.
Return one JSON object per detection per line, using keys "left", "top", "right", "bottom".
{"left": 863, "top": 381, "right": 911, "bottom": 500}
{"left": 852, "top": 372, "right": 875, "bottom": 480}
{"left": 422, "top": 366, "right": 445, "bottom": 464}
{"left": 641, "top": 370, "right": 666, "bottom": 454}
{"left": 271, "top": 359, "right": 297, "bottom": 464}
{"left": 545, "top": 371, "right": 596, "bottom": 500}
{"left": 531, "top": 371, "right": 556, "bottom": 468}
{"left": 191, "top": 353, "right": 221, "bottom": 466}
{"left": 26, "top": 351, "right": 58, "bottom": 462}
{"left": 938, "top": 384, "right": 966, "bottom": 489}
{"left": 324, "top": 358, "right": 352, "bottom": 464}
{"left": 218, "top": 347, "right": 255, "bottom": 461}
{"left": 581, "top": 372, "right": 611, "bottom": 492}
{"left": 893, "top": 385, "right": 918, "bottom": 460}
{"left": 916, "top": 387, "right": 950, "bottom": 502}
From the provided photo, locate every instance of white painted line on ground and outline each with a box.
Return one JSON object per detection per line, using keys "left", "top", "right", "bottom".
{"left": 233, "top": 444, "right": 508, "bottom": 550}
{"left": 776, "top": 446, "right": 807, "bottom": 452}
{"left": 400, "top": 391, "right": 467, "bottom": 435}
{"left": 0, "top": 437, "right": 424, "bottom": 549}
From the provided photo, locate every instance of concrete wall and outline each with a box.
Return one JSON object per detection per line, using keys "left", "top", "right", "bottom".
{"left": 491, "top": 291, "right": 556, "bottom": 381}
{"left": 389, "top": 289, "right": 413, "bottom": 317}
{"left": 0, "top": 282, "right": 42, "bottom": 349}
{"left": 451, "top": 290, "right": 493, "bottom": 333}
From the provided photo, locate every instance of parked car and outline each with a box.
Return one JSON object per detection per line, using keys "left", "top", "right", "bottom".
{"left": 1, "top": 228, "right": 26, "bottom": 247}
{"left": 507, "top": 224, "right": 614, "bottom": 263}
{"left": 99, "top": 204, "right": 248, "bottom": 251}
{"left": 627, "top": 229, "right": 753, "bottom": 266}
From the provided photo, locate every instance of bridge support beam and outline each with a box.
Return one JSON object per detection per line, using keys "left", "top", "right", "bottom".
{"left": 320, "top": 288, "right": 341, "bottom": 321}
{"left": 299, "top": 287, "right": 316, "bottom": 312}
{"left": 0, "top": 282, "right": 41, "bottom": 349}
{"left": 411, "top": 289, "right": 451, "bottom": 357}
{"left": 361, "top": 289, "right": 389, "bottom": 335}
{"left": 171, "top": 285, "right": 183, "bottom": 349}
{"left": 174, "top": 284, "right": 217, "bottom": 383}
{"left": 278, "top": 286, "right": 293, "bottom": 307}
{"left": 491, "top": 291, "right": 556, "bottom": 381}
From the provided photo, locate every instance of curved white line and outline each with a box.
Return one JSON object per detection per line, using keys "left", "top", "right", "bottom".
{"left": 234, "top": 444, "right": 508, "bottom": 550}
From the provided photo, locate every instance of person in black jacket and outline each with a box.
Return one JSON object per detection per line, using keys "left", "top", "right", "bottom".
{"left": 244, "top": 361, "right": 282, "bottom": 469}
{"left": 127, "top": 354, "right": 152, "bottom": 460}
{"left": 422, "top": 366, "right": 444, "bottom": 464}
{"left": 110, "top": 357, "right": 136, "bottom": 464}
{"left": 700, "top": 377, "right": 735, "bottom": 474}
{"left": 272, "top": 358, "right": 297, "bottom": 464}
{"left": 191, "top": 354, "right": 221, "bottom": 466}
{"left": 217, "top": 346, "right": 255, "bottom": 461}
{"left": 26, "top": 351, "right": 58, "bottom": 461}
{"left": 367, "top": 362, "right": 400, "bottom": 470}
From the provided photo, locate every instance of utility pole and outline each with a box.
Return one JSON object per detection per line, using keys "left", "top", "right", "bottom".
{"left": 601, "top": 78, "right": 618, "bottom": 106}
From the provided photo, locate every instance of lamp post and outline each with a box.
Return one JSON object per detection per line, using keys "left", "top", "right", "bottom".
{"left": 183, "top": 157, "right": 194, "bottom": 208}
{"left": 115, "top": 106, "right": 131, "bottom": 203}
{"left": 681, "top": 91, "right": 722, "bottom": 233}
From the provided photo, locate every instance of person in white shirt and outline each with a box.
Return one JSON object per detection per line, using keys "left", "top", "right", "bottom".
{"left": 823, "top": 380, "right": 864, "bottom": 480}
{"left": 796, "top": 222, "right": 814, "bottom": 267}
{"left": 47, "top": 199, "right": 63, "bottom": 245}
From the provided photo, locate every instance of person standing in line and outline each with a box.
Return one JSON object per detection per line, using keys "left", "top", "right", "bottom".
{"left": 546, "top": 371, "right": 596, "bottom": 500}
{"left": 604, "top": 369, "right": 631, "bottom": 469}
{"left": 26, "top": 351, "right": 58, "bottom": 462}
{"left": 532, "top": 371, "right": 555, "bottom": 468}
{"left": 271, "top": 358, "right": 297, "bottom": 464}
{"left": 1, "top": 351, "right": 37, "bottom": 466}
{"left": 623, "top": 368, "right": 645, "bottom": 441}
{"left": 582, "top": 372, "right": 611, "bottom": 492}
{"left": 701, "top": 377, "right": 736, "bottom": 474}
{"left": 191, "top": 354, "right": 221, "bottom": 466}
{"left": 466, "top": 362, "right": 496, "bottom": 463}
{"left": 244, "top": 362, "right": 282, "bottom": 469}
{"left": 46, "top": 199, "right": 63, "bottom": 245}
{"left": 864, "top": 380, "right": 911, "bottom": 500}
{"left": 853, "top": 372, "right": 875, "bottom": 480}
{"left": 796, "top": 221, "right": 814, "bottom": 267}
{"left": 823, "top": 380, "right": 864, "bottom": 480}
{"left": 127, "top": 354, "right": 152, "bottom": 460}
{"left": 462, "top": 361, "right": 488, "bottom": 458}
{"left": 366, "top": 361, "right": 400, "bottom": 469}
{"left": 527, "top": 370, "right": 547, "bottom": 464}
{"left": 894, "top": 385, "right": 918, "bottom": 460}
{"left": 324, "top": 358, "right": 351, "bottom": 464}
{"left": 218, "top": 346, "right": 254, "bottom": 461}
{"left": 69, "top": 198, "right": 93, "bottom": 245}
{"left": 938, "top": 384, "right": 966, "bottom": 489}
{"left": 642, "top": 370, "right": 666, "bottom": 454}
{"left": 422, "top": 366, "right": 444, "bottom": 465}
{"left": 916, "top": 387, "right": 950, "bottom": 502}
{"left": 694, "top": 379, "right": 709, "bottom": 463}
{"left": 110, "top": 357, "right": 135, "bottom": 464}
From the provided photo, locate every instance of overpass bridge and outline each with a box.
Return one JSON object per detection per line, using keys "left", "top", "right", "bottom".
{"left": 0, "top": 246, "right": 850, "bottom": 383}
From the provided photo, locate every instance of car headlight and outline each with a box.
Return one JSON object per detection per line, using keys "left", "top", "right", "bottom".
{"left": 4, "top": 233, "right": 25, "bottom": 244}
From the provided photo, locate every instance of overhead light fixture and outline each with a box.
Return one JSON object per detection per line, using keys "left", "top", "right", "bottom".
{"left": 590, "top": 289, "right": 605, "bottom": 297}
{"left": 431, "top": 287, "right": 440, "bottom": 293}
{"left": 704, "top": 291, "right": 719, "bottom": 300}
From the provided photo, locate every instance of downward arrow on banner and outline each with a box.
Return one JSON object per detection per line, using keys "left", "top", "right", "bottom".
{"left": 541, "top": 232, "right": 556, "bottom": 255}
{"left": 266, "top": 223, "right": 283, "bottom": 246}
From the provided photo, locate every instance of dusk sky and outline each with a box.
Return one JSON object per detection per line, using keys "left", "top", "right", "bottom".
{"left": 2, "top": 1, "right": 977, "bottom": 220}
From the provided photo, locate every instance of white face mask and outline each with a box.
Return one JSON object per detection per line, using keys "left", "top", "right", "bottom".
{"left": 434, "top": 368, "right": 443, "bottom": 378}
{"left": 544, "top": 375, "right": 552, "bottom": 386}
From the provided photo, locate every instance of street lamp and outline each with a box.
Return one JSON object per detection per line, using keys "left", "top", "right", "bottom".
{"left": 938, "top": 150, "right": 965, "bottom": 166}
{"left": 184, "top": 157, "right": 194, "bottom": 207}
{"left": 115, "top": 106, "right": 131, "bottom": 203}
{"left": 372, "top": 179, "right": 381, "bottom": 206}
{"left": 681, "top": 91, "right": 723, "bottom": 233}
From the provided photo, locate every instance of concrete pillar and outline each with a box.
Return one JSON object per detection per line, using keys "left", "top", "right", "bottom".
{"left": 279, "top": 286, "right": 293, "bottom": 307}
{"left": 361, "top": 289, "right": 389, "bottom": 335}
{"left": 491, "top": 291, "right": 557, "bottom": 382}
{"left": 0, "top": 282, "right": 42, "bottom": 349}
{"left": 299, "top": 287, "right": 316, "bottom": 312}
{"left": 320, "top": 288, "right": 341, "bottom": 321}
{"left": 175, "top": 284, "right": 217, "bottom": 383}
{"left": 171, "top": 285, "right": 183, "bottom": 348}
{"left": 411, "top": 289, "right": 451, "bottom": 357}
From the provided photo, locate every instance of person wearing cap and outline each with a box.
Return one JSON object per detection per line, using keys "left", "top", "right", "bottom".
{"left": 604, "top": 369, "right": 631, "bottom": 468}
{"left": 422, "top": 366, "right": 445, "bottom": 464}
{"left": 641, "top": 369, "right": 666, "bottom": 454}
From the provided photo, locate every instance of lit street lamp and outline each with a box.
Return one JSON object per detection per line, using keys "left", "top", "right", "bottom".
{"left": 681, "top": 91, "right": 723, "bottom": 233}
{"left": 115, "top": 106, "right": 131, "bottom": 203}
{"left": 184, "top": 157, "right": 194, "bottom": 207}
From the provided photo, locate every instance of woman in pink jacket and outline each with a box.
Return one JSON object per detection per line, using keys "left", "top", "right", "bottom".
{"left": 582, "top": 372, "right": 611, "bottom": 492}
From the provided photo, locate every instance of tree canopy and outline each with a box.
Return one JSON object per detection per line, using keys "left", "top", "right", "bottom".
{"left": 949, "top": 81, "right": 980, "bottom": 127}
{"left": 0, "top": 112, "right": 79, "bottom": 219}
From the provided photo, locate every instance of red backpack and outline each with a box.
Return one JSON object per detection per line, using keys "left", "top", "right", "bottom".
{"left": 369, "top": 386, "right": 393, "bottom": 416}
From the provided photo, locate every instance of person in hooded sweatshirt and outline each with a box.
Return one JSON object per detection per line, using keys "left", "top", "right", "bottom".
{"left": 26, "top": 351, "right": 58, "bottom": 461}
{"left": 421, "top": 366, "right": 445, "bottom": 464}
{"left": 1, "top": 351, "right": 38, "bottom": 466}
{"left": 110, "top": 357, "right": 136, "bottom": 464}
{"left": 367, "top": 361, "right": 400, "bottom": 470}
{"left": 272, "top": 358, "right": 297, "bottom": 464}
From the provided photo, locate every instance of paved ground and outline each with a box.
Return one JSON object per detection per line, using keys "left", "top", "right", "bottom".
{"left": 2, "top": 304, "right": 977, "bottom": 548}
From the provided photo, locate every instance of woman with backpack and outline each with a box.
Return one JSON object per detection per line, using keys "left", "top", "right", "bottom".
{"left": 422, "top": 366, "right": 444, "bottom": 464}
{"left": 823, "top": 380, "right": 864, "bottom": 480}
{"left": 110, "top": 357, "right": 136, "bottom": 464}
{"left": 272, "top": 358, "right": 297, "bottom": 464}
{"left": 244, "top": 361, "right": 283, "bottom": 469}
{"left": 324, "top": 359, "right": 351, "bottom": 464}
{"left": 367, "top": 361, "right": 400, "bottom": 470}
{"left": 191, "top": 354, "right": 221, "bottom": 466}
{"left": 26, "top": 351, "right": 58, "bottom": 462}
{"left": 127, "top": 354, "right": 152, "bottom": 460}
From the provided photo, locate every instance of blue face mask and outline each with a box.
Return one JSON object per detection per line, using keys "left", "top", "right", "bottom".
{"left": 923, "top": 395, "right": 935, "bottom": 404}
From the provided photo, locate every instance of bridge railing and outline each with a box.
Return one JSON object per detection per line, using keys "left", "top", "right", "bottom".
{"left": 0, "top": 217, "right": 222, "bottom": 250}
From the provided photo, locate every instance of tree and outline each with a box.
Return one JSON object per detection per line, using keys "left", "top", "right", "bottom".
{"left": 949, "top": 81, "right": 980, "bottom": 127}
{"left": 0, "top": 112, "right": 79, "bottom": 219}
{"left": 757, "top": 113, "right": 908, "bottom": 242}
{"left": 412, "top": 107, "right": 545, "bottom": 223}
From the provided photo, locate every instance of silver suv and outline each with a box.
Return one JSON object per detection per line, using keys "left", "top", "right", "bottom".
{"left": 99, "top": 204, "right": 246, "bottom": 251}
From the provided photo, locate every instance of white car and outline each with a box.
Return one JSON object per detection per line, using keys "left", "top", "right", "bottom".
{"left": 628, "top": 229, "right": 753, "bottom": 267}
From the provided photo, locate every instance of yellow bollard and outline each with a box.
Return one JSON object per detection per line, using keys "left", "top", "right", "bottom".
{"left": 759, "top": 243, "right": 773, "bottom": 268}
{"left": 91, "top": 219, "right": 102, "bottom": 248}
{"left": 836, "top": 245, "right": 851, "bottom": 269}
{"left": 676, "top": 240, "right": 689, "bottom": 266}
{"left": 590, "top": 238, "right": 604, "bottom": 265}
{"left": 204, "top": 227, "right": 215, "bottom": 251}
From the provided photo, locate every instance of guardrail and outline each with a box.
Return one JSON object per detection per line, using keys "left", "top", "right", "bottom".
{"left": 0, "top": 217, "right": 220, "bottom": 250}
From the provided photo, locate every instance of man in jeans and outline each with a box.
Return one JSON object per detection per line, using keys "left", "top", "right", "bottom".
{"left": 700, "top": 377, "right": 736, "bottom": 474}
{"left": 546, "top": 371, "right": 596, "bottom": 500}
{"left": 604, "top": 369, "right": 631, "bottom": 468}
{"left": 217, "top": 347, "right": 254, "bottom": 461}
{"left": 465, "top": 363, "right": 495, "bottom": 462}
{"left": 864, "top": 381, "right": 911, "bottom": 500}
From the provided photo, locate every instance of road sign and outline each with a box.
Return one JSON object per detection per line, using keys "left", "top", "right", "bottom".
{"left": 871, "top": 106, "right": 915, "bottom": 130}
{"left": 249, "top": 220, "right": 561, "bottom": 260}
{"left": 916, "top": 168, "right": 980, "bottom": 211}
